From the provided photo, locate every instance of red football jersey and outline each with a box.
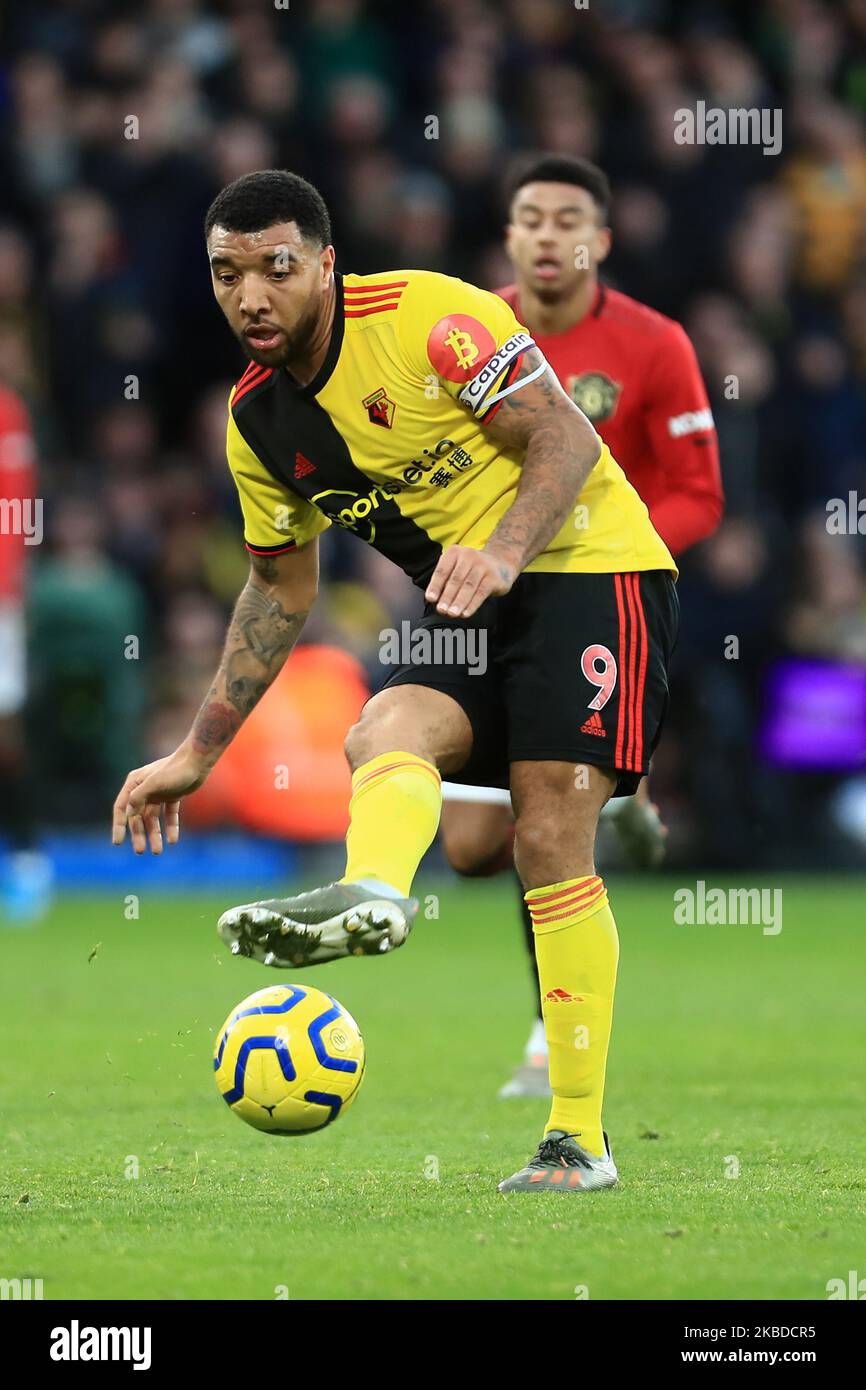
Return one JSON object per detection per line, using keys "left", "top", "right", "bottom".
{"left": 497, "top": 282, "right": 723, "bottom": 556}
{"left": 0, "top": 386, "right": 37, "bottom": 603}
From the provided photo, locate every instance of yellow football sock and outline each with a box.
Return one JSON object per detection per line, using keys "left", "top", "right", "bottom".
{"left": 525, "top": 875, "right": 619, "bottom": 1158}
{"left": 341, "top": 752, "right": 442, "bottom": 898}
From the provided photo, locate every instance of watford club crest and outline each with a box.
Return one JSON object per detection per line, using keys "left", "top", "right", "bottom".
{"left": 568, "top": 371, "right": 622, "bottom": 423}
{"left": 363, "top": 386, "right": 396, "bottom": 429}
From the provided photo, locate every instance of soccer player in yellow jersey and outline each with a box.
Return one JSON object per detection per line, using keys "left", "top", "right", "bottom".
{"left": 112, "top": 170, "right": 678, "bottom": 1193}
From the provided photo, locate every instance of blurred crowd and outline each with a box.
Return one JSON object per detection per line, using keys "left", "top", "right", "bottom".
{"left": 2, "top": 0, "right": 866, "bottom": 864}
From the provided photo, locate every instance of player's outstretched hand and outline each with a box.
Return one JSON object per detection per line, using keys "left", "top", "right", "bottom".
{"left": 111, "top": 747, "right": 210, "bottom": 855}
{"left": 425, "top": 545, "right": 517, "bottom": 619}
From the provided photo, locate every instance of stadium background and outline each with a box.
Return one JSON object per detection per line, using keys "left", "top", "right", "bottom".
{"left": 3, "top": 0, "right": 866, "bottom": 1310}
{"left": 3, "top": 0, "right": 866, "bottom": 877}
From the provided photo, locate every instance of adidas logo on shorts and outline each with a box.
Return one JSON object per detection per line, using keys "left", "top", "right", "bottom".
{"left": 580, "top": 711, "right": 606, "bottom": 737}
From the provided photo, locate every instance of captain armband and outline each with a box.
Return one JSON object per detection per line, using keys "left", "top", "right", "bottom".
{"left": 457, "top": 331, "right": 539, "bottom": 420}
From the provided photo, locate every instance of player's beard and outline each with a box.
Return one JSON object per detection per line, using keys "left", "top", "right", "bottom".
{"left": 239, "top": 297, "right": 321, "bottom": 369}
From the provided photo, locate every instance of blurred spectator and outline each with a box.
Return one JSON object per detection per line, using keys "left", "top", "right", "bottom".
{"left": 0, "top": 384, "right": 53, "bottom": 921}
{"left": 29, "top": 495, "right": 147, "bottom": 819}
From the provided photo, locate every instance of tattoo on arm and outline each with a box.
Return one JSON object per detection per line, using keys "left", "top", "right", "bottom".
{"left": 191, "top": 697, "right": 242, "bottom": 755}
{"left": 481, "top": 347, "right": 601, "bottom": 572}
{"left": 189, "top": 580, "right": 308, "bottom": 759}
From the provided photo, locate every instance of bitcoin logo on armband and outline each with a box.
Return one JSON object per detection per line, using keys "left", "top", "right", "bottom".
{"left": 427, "top": 313, "right": 496, "bottom": 382}
{"left": 443, "top": 328, "right": 480, "bottom": 373}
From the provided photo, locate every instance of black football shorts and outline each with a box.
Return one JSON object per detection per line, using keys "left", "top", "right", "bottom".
{"left": 381, "top": 569, "right": 678, "bottom": 797}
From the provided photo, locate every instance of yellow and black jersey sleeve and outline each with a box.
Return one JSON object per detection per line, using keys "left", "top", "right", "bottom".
{"left": 226, "top": 391, "right": 331, "bottom": 555}
{"left": 394, "top": 272, "right": 536, "bottom": 421}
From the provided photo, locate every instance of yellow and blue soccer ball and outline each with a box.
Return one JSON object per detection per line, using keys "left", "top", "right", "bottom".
{"left": 213, "top": 983, "right": 365, "bottom": 1135}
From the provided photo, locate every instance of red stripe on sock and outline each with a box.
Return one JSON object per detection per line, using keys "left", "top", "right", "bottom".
{"left": 529, "top": 885, "right": 606, "bottom": 923}
{"left": 353, "top": 758, "right": 441, "bottom": 794}
{"left": 530, "top": 890, "right": 606, "bottom": 925}
{"left": 531, "top": 899, "right": 605, "bottom": 926}
{"left": 528, "top": 877, "right": 601, "bottom": 907}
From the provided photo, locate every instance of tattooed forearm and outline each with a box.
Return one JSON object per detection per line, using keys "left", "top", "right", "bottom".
{"left": 190, "top": 698, "right": 242, "bottom": 756}
{"left": 223, "top": 583, "right": 305, "bottom": 715}
{"left": 482, "top": 347, "right": 601, "bottom": 572}
{"left": 188, "top": 580, "right": 309, "bottom": 761}
{"left": 485, "top": 419, "right": 589, "bottom": 568}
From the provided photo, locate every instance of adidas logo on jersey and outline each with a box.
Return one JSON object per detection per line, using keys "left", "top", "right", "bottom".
{"left": 294, "top": 452, "right": 316, "bottom": 479}
{"left": 580, "top": 711, "right": 606, "bottom": 737}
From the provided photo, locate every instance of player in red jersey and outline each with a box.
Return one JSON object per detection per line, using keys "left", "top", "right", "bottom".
{"left": 0, "top": 384, "right": 52, "bottom": 922}
{"left": 439, "top": 155, "right": 723, "bottom": 1097}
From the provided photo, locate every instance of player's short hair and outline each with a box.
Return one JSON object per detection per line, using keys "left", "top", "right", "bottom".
{"left": 506, "top": 155, "right": 611, "bottom": 223}
{"left": 205, "top": 170, "right": 332, "bottom": 247}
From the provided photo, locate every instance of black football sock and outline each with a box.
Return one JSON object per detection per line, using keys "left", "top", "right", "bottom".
{"left": 515, "top": 867, "right": 543, "bottom": 1021}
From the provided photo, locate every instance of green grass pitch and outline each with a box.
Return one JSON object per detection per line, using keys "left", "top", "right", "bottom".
{"left": 1, "top": 874, "right": 864, "bottom": 1301}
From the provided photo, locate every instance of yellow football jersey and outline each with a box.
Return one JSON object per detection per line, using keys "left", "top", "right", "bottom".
{"left": 226, "top": 269, "right": 676, "bottom": 583}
